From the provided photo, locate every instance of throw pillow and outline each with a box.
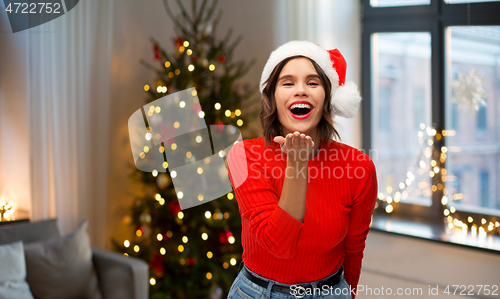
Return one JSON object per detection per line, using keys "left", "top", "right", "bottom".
{"left": 0, "top": 241, "right": 35, "bottom": 299}
{"left": 24, "top": 220, "right": 102, "bottom": 299}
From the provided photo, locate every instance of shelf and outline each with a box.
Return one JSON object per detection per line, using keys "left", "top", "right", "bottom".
{"left": 0, "top": 209, "right": 30, "bottom": 226}
{"left": 370, "top": 213, "right": 500, "bottom": 253}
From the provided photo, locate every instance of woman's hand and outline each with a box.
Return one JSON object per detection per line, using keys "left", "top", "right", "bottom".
{"left": 273, "top": 131, "right": 315, "bottom": 162}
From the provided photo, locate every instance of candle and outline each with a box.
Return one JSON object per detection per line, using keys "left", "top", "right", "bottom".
{"left": 0, "top": 197, "right": 15, "bottom": 221}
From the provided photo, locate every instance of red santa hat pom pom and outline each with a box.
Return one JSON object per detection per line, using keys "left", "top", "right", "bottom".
{"left": 327, "top": 49, "right": 362, "bottom": 118}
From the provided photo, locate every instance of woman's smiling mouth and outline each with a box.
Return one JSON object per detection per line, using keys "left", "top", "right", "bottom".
{"left": 289, "top": 101, "right": 313, "bottom": 119}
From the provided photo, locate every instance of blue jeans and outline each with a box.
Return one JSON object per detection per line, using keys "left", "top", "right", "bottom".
{"left": 227, "top": 263, "right": 351, "bottom": 299}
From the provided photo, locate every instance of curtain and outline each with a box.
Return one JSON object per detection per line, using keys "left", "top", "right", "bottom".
{"left": 28, "top": 0, "right": 113, "bottom": 247}
{"left": 274, "top": 0, "right": 362, "bottom": 148}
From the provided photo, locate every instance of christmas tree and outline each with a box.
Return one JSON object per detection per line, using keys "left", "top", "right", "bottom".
{"left": 112, "top": 0, "right": 259, "bottom": 298}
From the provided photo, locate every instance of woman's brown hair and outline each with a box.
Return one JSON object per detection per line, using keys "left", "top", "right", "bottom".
{"left": 260, "top": 55, "right": 341, "bottom": 147}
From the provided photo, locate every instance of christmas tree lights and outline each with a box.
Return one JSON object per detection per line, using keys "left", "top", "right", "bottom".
{"left": 112, "top": 1, "right": 260, "bottom": 298}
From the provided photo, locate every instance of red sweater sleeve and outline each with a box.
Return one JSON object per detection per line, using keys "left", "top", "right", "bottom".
{"left": 227, "top": 140, "right": 304, "bottom": 259}
{"left": 344, "top": 157, "right": 378, "bottom": 299}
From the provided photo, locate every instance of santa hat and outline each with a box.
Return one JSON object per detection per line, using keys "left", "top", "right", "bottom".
{"left": 260, "top": 40, "right": 361, "bottom": 118}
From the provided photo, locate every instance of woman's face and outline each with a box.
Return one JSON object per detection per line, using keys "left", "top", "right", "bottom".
{"left": 274, "top": 57, "right": 325, "bottom": 138}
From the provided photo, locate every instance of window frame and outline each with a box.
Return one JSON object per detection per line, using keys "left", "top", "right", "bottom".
{"left": 361, "top": 0, "right": 500, "bottom": 224}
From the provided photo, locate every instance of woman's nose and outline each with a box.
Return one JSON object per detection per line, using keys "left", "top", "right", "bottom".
{"left": 294, "top": 82, "right": 308, "bottom": 96}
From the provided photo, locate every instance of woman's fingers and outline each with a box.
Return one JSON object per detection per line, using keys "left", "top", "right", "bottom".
{"left": 285, "top": 133, "right": 293, "bottom": 148}
{"left": 299, "top": 133, "right": 306, "bottom": 147}
{"left": 273, "top": 136, "right": 285, "bottom": 145}
{"left": 306, "top": 136, "right": 313, "bottom": 148}
{"left": 276, "top": 133, "right": 315, "bottom": 161}
{"left": 297, "top": 134, "right": 307, "bottom": 160}
{"left": 293, "top": 131, "right": 301, "bottom": 147}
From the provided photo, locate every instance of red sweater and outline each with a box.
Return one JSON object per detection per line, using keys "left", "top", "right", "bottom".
{"left": 227, "top": 137, "right": 378, "bottom": 299}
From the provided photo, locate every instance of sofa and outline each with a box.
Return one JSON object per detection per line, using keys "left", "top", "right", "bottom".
{"left": 0, "top": 219, "right": 149, "bottom": 299}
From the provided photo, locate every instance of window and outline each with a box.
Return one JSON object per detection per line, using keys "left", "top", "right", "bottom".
{"left": 378, "top": 86, "right": 392, "bottom": 133}
{"left": 452, "top": 171, "right": 462, "bottom": 204}
{"left": 445, "top": 0, "right": 499, "bottom": 3}
{"left": 445, "top": 25, "right": 499, "bottom": 215}
{"left": 479, "top": 170, "right": 489, "bottom": 208}
{"left": 476, "top": 100, "right": 487, "bottom": 132}
{"left": 371, "top": 32, "right": 433, "bottom": 210}
{"left": 362, "top": 0, "right": 500, "bottom": 249}
{"left": 413, "top": 87, "right": 427, "bottom": 131}
{"left": 371, "top": 0, "right": 431, "bottom": 7}
{"left": 451, "top": 102, "right": 459, "bottom": 131}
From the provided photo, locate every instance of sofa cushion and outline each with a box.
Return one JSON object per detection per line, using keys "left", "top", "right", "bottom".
{"left": 24, "top": 220, "right": 102, "bottom": 299}
{"left": 0, "top": 241, "right": 35, "bottom": 299}
{"left": 0, "top": 219, "right": 60, "bottom": 245}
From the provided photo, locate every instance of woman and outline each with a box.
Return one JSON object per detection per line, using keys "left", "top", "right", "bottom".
{"left": 226, "top": 40, "right": 378, "bottom": 299}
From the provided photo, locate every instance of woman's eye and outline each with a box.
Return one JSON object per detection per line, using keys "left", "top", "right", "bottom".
{"left": 283, "top": 83, "right": 293, "bottom": 86}
{"left": 308, "top": 82, "right": 319, "bottom": 86}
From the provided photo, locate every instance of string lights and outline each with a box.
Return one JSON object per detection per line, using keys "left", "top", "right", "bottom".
{"left": 134, "top": 41, "right": 243, "bottom": 278}
{"left": 127, "top": 29, "right": 249, "bottom": 295}
{"left": 122, "top": 191, "right": 237, "bottom": 285}
{"left": 376, "top": 123, "right": 499, "bottom": 239}
{"left": 126, "top": 204, "right": 235, "bottom": 279}
{"left": 128, "top": 2, "right": 253, "bottom": 295}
